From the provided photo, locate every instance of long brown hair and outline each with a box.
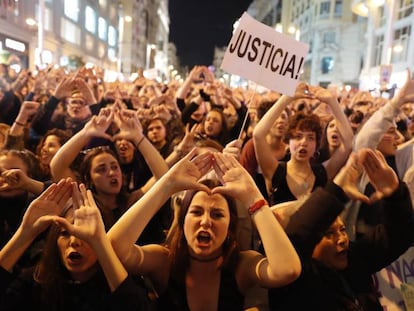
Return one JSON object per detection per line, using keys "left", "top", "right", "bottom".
{"left": 78, "top": 147, "right": 128, "bottom": 229}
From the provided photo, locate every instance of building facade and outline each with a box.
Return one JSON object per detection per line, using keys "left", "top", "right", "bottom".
{"left": 0, "top": 0, "right": 122, "bottom": 74}
{"left": 119, "top": 0, "right": 170, "bottom": 80}
{"left": 279, "top": 0, "right": 365, "bottom": 88}
{"left": 353, "top": 0, "right": 414, "bottom": 91}
{"left": 0, "top": 0, "right": 171, "bottom": 82}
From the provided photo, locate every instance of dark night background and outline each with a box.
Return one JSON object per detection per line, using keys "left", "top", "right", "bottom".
{"left": 168, "top": 0, "right": 253, "bottom": 68}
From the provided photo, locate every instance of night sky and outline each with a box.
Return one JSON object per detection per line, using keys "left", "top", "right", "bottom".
{"left": 168, "top": 0, "right": 253, "bottom": 69}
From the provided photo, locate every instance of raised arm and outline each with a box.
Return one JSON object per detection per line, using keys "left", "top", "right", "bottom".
{"left": 112, "top": 108, "right": 168, "bottom": 201}
{"left": 0, "top": 179, "right": 72, "bottom": 271}
{"left": 54, "top": 183, "right": 127, "bottom": 292}
{"left": 5, "top": 101, "right": 40, "bottom": 149}
{"left": 354, "top": 70, "right": 414, "bottom": 151}
{"left": 50, "top": 108, "right": 113, "bottom": 181}
{"left": 252, "top": 95, "right": 287, "bottom": 182}
{"left": 311, "top": 85, "right": 354, "bottom": 179}
{"left": 108, "top": 149, "right": 212, "bottom": 277}
{"left": 212, "top": 153, "right": 301, "bottom": 289}
{"left": 0, "top": 168, "right": 45, "bottom": 196}
{"left": 253, "top": 83, "right": 309, "bottom": 181}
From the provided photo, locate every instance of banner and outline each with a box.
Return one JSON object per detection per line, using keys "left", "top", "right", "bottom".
{"left": 221, "top": 12, "right": 309, "bottom": 96}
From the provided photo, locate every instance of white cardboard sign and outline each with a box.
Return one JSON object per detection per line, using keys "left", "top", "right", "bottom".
{"left": 221, "top": 12, "right": 309, "bottom": 96}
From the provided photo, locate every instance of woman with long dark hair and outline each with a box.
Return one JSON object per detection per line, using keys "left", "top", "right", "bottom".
{"left": 0, "top": 179, "right": 149, "bottom": 310}
{"left": 108, "top": 149, "right": 301, "bottom": 310}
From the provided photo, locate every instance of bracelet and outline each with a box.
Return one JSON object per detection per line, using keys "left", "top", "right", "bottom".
{"left": 14, "top": 120, "right": 25, "bottom": 127}
{"left": 248, "top": 199, "right": 268, "bottom": 215}
{"left": 135, "top": 136, "right": 145, "bottom": 148}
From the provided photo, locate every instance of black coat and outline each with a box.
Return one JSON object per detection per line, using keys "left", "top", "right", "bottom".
{"left": 0, "top": 266, "right": 151, "bottom": 311}
{"left": 269, "top": 182, "right": 414, "bottom": 311}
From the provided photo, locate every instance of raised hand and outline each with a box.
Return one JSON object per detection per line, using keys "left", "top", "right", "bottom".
{"left": 73, "top": 78, "right": 97, "bottom": 105}
{"left": 309, "top": 84, "right": 336, "bottom": 104}
{"left": 211, "top": 152, "right": 262, "bottom": 205}
{"left": 0, "top": 169, "right": 31, "bottom": 192}
{"left": 391, "top": 69, "right": 414, "bottom": 106}
{"left": 223, "top": 139, "right": 243, "bottom": 160}
{"left": 333, "top": 152, "right": 368, "bottom": 203}
{"left": 15, "top": 101, "right": 41, "bottom": 124}
{"left": 54, "top": 76, "right": 74, "bottom": 99}
{"left": 54, "top": 183, "right": 106, "bottom": 246}
{"left": 165, "top": 148, "right": 213, "bottom": 194}
{"left": 360, "top": 148, "right": 399, "bottom": 203}
{"left": 151, "top": 104, "right": 172, "bottom": 122}
{"left": 83, "top": 107, "right": 114, "bottom": 140}
{"left": 20, "top": 178, "right": 73, "bottom": 238}
{"left": 293, "top": 82, "right": 313, "bottom": 99}
{"left": 176, "top": 123, "right": 197, "bottom": 154}
{"left": 113, "top": 108, "right": 144, "bottom": 145}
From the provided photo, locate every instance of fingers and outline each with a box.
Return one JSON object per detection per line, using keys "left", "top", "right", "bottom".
{"left": 53, "top": 216, "right": 74, "bottom": 233}
{"left": 86, "top": 189, "right": 98, "bottom": 210}
{"left": 72, "top": 182, "right": 82, "bottom": 210}
{"left": 192, "top": 152, "right": 213, "bottom": 176}
{"left": 52, "top": 178, "right": 73, "bottom": 207}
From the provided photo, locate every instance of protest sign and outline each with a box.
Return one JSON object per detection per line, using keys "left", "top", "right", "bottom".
{"left": 221, "top": 12, "right": 309, "bottom": 96}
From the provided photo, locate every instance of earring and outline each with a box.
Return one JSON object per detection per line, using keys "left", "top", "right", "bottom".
{"left": 313, "top": 150, "right": 320, "bottom": 159}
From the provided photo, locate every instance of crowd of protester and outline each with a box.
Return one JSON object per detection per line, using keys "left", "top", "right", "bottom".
{"left": 0, "top": 62, "right": 413, "bottom": 310}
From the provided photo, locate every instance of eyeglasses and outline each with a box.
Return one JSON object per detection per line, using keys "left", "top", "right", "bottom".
{"left": 68, "top": 99, "right": 87, "bottom": 106}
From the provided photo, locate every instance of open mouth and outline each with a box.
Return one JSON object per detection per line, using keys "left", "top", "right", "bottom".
{"left": 298, "top": 148, "right": 307, "bottom": 155}
{"left": 197, "top": 231, "right": 211, "bottom": 245}
{"left": 110, "top": 178, "right": 119, "bottom": 186}
{"left": 68, "top": 251, "right": 83, "bottom": 263}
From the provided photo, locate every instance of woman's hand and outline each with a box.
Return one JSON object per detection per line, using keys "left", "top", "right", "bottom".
{"left": 82, "top": 107, "right": 114, "bottom": 140}
{"left": 54, "top": 183, "right": 106, "bottom": 246}
{"left": 211, "top": 152, "right": 263, "bottom": 205}
{"left": 113, "top": 108, "right": 144, "bottom": 145}
{"left": 333, "top": 152, "right": 368, "bottom": 202}
{"left": 165, "top": 148, "right": 213, "bottom": 194}
{"left": 73, "top": 78, "right": 97, "bottom": 105}
{"left": 20, "top": 178, "right": 73, "bottom": 238}
{"left": 0, "top": 169, "right": 32, "bottom": 192}
{"left": 391, "top": 69, "right": 414, "bottom": 106}
{"left": 360, "top": 148, "right": 399, "bottom": 202}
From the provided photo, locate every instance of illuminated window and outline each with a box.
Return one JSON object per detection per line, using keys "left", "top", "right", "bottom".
{"left": 99, "top": 0, "right": 107, "bottom": 9}
{"left": 321, "top": 56, "right": 334, "bottom": 74}
{"left": 98, "top": 17, "right": 107, "bottom": 40}
{"left": 85, "top": 33, "right": 95, "bottom": 51}
{"left": 85, "top": 6, "right": 96, "bottom": 33}
{"left": 392, "top": 26, "right": 411, "bottom": 62}
{"left": 108, "top": 26, "right": 117, "bottom": 46}
{"left": 61, "top": 18, "right": 80, "bottom": 44}
{"left": 64, "top": 0, "right": 79, "bottom": 22}
{"left": 108, "top": 47, "right": 116, "bottom": 60}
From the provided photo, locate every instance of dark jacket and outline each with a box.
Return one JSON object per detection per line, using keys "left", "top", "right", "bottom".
{"left": 0, "top": 266, "right": 151, "bottom": 311}
{"left": 269, "top": 182, "right": 414, "bottom": 311}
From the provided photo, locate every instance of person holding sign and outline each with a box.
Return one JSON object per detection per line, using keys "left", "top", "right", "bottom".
{"left": 268, "top": 149, "right": 414, "bottom": 311}
{"left": 253, "top": 83, "right": 353, "bottom": 204}
{"left": 108, "top": 149, "right": 301, "bottom": 310}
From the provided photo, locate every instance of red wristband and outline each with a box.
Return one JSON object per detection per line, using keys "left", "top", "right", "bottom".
{"left": 248, "top": 199, "right": 268, "bottom": 215}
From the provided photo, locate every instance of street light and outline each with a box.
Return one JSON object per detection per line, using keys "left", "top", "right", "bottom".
{"left": 25, "top": 18, "right": 37, "bottom": 27}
